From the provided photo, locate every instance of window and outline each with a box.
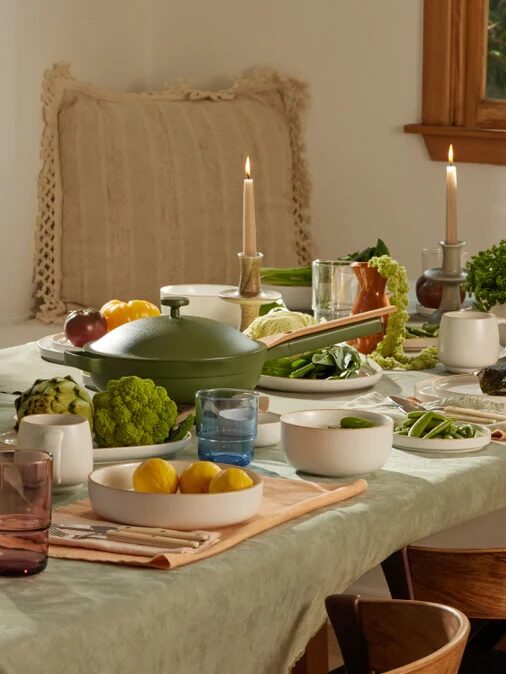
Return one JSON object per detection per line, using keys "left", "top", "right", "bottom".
{"left": 406, "top": 0, "right": 506, "bottom": 165}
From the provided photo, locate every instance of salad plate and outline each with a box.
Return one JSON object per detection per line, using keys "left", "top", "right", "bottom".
{"left": 37, "top": 333, "right": 72, "bottom": 364}
{"left": 433, "top": 375, "right": 506, "bottom": 409}
{"left": 258, "top": 357, "right": 382, "bottom": 393}
{"left": 0, "top": 430, "right": 191, "bottom": 463}
{"left": 393, "top": 423, "right": 491, "bottom": 454}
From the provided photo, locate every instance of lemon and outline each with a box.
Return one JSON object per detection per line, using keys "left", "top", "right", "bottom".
{"left": 132, "top": 458, "right": 178, "bottom": 494}
{"left": 208, "top": 467, "right": 254, "bottom": 493}
{"left": 179, "top": 461, "right": 222, "bottom": 494}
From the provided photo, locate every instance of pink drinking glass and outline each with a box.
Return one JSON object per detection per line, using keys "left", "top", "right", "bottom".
{"left": 0, "top": 449, "right": 52, "bottom": 576}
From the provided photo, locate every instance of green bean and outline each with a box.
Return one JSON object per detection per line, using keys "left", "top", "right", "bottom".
{"left": 423, "top": 418, "right": 454, "bottom": 439}
{"left": 408, "top": 412, "right": 434, "bottom": 437}
{"left": 407, "top": 411, "right": 427, "bottom": 419}
{"left": 289, "top": 363, "right": 315, "bottom": 379}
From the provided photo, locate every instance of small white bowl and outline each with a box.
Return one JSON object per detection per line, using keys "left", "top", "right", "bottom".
{"left": 254, "top": 412, "right": 281, "bottom": 447}
{"left": 160, "top": 284, "right": 240, "bottom": 326}
{"left": 88, "top": 460, "right": 263, "bottom": 530}
{"left": 281, "top": 409, "right": 393, "bottom": 477}
{"left": 263, "top": 284, "right": 312, "bottom": 311}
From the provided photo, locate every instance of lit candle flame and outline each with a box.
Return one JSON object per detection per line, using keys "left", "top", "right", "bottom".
{"left": 448, "top": 144, "right": 454, "bottom": 164}
{"left": 245, "top": 156, "right": 251, "bottom": 179}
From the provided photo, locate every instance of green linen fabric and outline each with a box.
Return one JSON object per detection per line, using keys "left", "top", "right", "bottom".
{"left": 1, "top": 344, "right": 506, "bottom": 674}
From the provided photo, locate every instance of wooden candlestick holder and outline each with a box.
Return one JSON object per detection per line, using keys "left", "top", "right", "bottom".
{"left": 219, "top": 253, "right": 281, "bottom": 331}
{"left": 425, "top": 241, "right": 467, "bottom": 325}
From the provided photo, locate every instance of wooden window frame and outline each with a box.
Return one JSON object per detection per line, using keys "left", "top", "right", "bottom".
{"left": 406, "top": 0, "right": 506, "bottom": 165}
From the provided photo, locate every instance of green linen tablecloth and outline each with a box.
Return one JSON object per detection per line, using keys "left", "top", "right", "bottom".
{"left": 1, "top": 343, "right": 506, "bottom": 674}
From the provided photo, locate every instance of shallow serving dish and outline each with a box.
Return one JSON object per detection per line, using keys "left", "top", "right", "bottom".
{"left": 88, "top": 460, "right": 263, "bottom": 529}
{"left": 254, "top": 412, "right": 281, "bottom": 447}
{"left": 262, "top": 284, "right": 311, "bottom": 311}
{"left": 393, "top": 423, "right": 491, "bottom": 454}
{"left": 280, "top": 409, "right": 393, "bottom": 477}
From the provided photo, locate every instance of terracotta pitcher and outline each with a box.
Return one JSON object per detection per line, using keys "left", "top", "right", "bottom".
{"left": 349, "top": 262, "right": 390, "bottom": 354}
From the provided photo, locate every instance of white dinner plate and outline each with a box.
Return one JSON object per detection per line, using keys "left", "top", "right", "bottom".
{"left": 37, "top": 333, "right": 72, "bottom": 364}
{"left": 93, "top": 432, "right": 192, "bottom": 463}
{"left": 433, "top": 375, "right": 506, "bottom": 409}
{"left": 258, "top": 357, "right": 382, "bottom": 393}
{"left": 0, "top": 430, "right": 191, "bottom": 463}
{"left": 393, "top": 423, "right": 491, "bottom": 454}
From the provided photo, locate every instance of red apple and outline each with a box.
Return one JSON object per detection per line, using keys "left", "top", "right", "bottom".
{"left": 64, "top": 308, "right": 107, "bottom": 347}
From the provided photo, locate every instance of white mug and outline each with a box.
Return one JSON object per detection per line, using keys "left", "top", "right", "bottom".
{"left": 439, "top": 311, "right": 506, "bottom": 373}
{"left": 17, "top": 414, "right": 93, "bottom": 492}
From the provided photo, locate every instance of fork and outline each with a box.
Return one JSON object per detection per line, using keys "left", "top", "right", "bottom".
{"left": 49, "top": 524, "right": 105, "bottom": 540}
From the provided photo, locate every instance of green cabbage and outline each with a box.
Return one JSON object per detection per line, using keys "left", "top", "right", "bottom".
{"left": 243, "top": 308, "right": 316, "bottom": 339}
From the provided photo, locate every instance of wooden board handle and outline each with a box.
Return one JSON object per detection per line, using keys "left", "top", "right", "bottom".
{"left": 260, "top": 306, "right": 397, "bottom": 350}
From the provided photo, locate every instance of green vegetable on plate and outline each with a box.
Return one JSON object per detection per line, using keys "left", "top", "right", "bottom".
{"left": 243, "top": 308, "right": 316, "bottom": 339}
{"left": 93, "top": 376, "right": 178, "bottom": 447}
{"left": 262, "top": 344, "right": 362, "bottom": 380}
{"left": 394, "top": 411, "right": 478, "bottom": 440}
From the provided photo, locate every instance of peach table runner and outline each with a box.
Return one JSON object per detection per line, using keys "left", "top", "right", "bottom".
{"left": 50, "top": 476, "right": 368, "bottom": 569}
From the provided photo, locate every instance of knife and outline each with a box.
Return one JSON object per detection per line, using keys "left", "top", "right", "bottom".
{"left": 387, "top": 395, "right": 426, "bottom": 414}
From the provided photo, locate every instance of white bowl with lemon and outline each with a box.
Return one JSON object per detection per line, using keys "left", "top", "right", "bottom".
{"left": 88, "top": 459, "right": 263, "bottom": 529}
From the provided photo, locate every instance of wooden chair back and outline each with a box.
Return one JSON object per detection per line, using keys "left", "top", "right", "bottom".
{"left": 383, "top": 546, "right": 506, "bottom": 620}
{"left": 325, "top": 594, "right": 469, "bottom": 674}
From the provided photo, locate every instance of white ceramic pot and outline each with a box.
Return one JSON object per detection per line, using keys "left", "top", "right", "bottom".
{"left": 88, "top": 460, "right": 263, "bottom": 530}
{"left": 160, "top": 284, "right": 240, "bottom": 326}
{"left": 280, "top": 409, "right": 393, "bottom": 477}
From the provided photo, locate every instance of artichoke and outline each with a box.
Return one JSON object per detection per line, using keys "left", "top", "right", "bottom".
{"left": 14, "top": 376, "right": 94, "bottom": 430}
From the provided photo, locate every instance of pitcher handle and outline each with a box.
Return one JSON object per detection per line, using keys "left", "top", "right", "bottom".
{"left": 41, "top": 429, "right": 64, "bottom": 485}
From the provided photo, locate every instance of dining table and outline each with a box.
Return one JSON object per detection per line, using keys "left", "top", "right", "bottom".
{"left": 2, "top": 341, "right": 506, "bottom": 674}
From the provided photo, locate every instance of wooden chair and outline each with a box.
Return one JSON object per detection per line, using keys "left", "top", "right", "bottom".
{"left": 382, "top": 546, "right": 506, "bottom": 672}
{"left": 325, "top": 594, "right": 469, "bottom": 674}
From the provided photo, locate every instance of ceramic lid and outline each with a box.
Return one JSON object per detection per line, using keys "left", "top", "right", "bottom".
{"left": 86, "top": 297, "right": 263, "bottom": 361}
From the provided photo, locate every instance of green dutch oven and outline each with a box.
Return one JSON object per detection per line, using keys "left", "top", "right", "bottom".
{"left": 64, "top": 297, "right": 383, "bottom": 403}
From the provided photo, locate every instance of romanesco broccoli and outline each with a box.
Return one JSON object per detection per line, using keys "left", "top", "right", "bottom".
{"left": 93, "top": 376, "right": 177, "bottom": 447}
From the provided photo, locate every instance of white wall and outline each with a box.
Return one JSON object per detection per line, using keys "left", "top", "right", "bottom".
{"left": 3, "top": 0, "right": 506, "bottom": 324}
{"left": 1, "top": 0, "right": 150, "bottom": 324}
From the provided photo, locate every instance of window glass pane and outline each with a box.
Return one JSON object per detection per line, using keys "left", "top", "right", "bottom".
{"left": 487, "top": 0, "right": 506, "bottom": 98}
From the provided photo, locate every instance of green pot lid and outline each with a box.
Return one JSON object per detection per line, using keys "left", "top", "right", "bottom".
{"left": 86, "top": 297, "right": 264, "bottom": 361}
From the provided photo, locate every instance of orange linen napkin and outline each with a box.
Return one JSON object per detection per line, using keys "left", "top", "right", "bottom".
{"left": 49, "top": 476, "right": 368, "bottom": 570}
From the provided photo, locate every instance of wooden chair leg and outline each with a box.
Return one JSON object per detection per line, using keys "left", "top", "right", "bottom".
{"left": 292, "top": 623, "right": 329, "bottom": 674}
{"left": 381, "top": 547, "right": 413, "bottom": 600}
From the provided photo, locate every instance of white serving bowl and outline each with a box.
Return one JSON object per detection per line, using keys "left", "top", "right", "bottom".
{"left": 88, "top": 460, "right": 263, "bottom": 530}
{"left": 254, "top": 412, "right": 281, "bottom": 447}
{"left": 263, "top": 284, "right": 312, "bottom": 311}
{"left": 280, "top": 409, "right": 393, "bottom": 477}
{"left": 160, "top": 284, "right": 240, "bottom": 326}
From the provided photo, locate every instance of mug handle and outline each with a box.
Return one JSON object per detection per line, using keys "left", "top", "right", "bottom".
{"left": 497, "top": 318, "right": 506, "bottom": 326}
{"left": 41, "top": 429, "right": 64, "bottom": 485}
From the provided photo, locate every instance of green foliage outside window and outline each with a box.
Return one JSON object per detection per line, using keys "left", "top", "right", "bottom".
{"left": 487, "top": 0, "right": 506, "bottom": 98}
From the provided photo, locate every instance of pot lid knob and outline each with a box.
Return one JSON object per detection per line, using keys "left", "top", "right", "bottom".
{"left": 160, "top": 296, "right": 190, "bottom": 318}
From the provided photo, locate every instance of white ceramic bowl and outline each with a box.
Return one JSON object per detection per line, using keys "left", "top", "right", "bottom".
{"left": 160, "top": 284, "right": 240, "bottom": 326}
{"left": 280, "top": 409, "right": 393, "bottom": 477}
{"left": 263, "top": 284, "right": 312, "bottom": 311}
{"left": 254, "top": 412, "right": 281, "bottom": 447}
{"left": 88, "top": 460, "right": 263, "bottom": 530}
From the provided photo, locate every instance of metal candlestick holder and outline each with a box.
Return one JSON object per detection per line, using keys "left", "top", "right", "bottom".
{"left": 219, "top": 253, "right": 281, "bottom": 331}
{"left": 425, "top": 241, "right": 467, "bottom": 325}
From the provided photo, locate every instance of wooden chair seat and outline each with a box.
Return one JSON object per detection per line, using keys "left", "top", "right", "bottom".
{"left": 382, "top": 546, "right": 506, "bottom": 671}
{"left": 325, "top": 594, "right": 469, "bottom": 674}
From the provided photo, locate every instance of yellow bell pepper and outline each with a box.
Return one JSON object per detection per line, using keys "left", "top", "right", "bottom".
{"left": 100, "top": 299, "right": 160, "bottom": 331}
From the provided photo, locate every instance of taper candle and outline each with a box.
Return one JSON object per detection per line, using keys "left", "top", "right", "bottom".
{"left": 242, "top": 156, "right": 257, "bottom": 256}
{"left": 446, "top": 144, "right": 458, "bottom": 244}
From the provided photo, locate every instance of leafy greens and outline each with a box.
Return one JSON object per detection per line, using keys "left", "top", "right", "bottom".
{"left": 262, "top": 344, "right": 362, "bottom": 380}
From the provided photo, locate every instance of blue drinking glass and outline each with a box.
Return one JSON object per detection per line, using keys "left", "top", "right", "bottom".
{"left": 195, "top": 389, "right": 259, "bottom": 466}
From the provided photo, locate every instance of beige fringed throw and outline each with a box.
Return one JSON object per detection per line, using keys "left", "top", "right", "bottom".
{"left": 34, "top": 64, "right": 314, "bottom": 322}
